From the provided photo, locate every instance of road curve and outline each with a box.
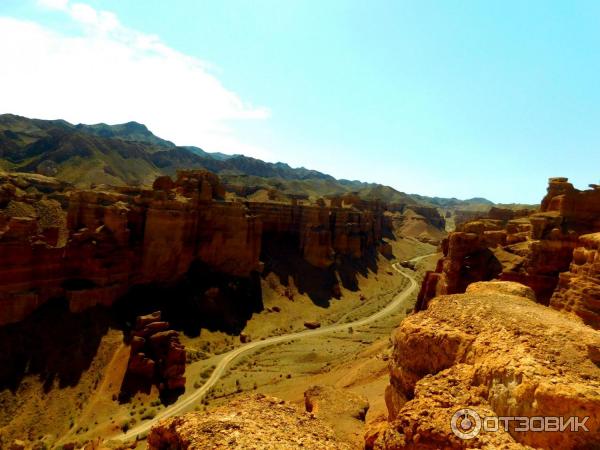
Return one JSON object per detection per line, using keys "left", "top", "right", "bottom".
{"left": 117, "top": 252, "right": 436, "bottom": 441}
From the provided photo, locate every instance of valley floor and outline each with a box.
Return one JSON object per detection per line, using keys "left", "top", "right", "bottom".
{"left": 2, "top": 237, "right": 438, "bottom": 449}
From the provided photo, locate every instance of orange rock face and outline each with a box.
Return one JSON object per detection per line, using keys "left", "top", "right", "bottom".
{"left": 550, "top": 232, "right": 600, "bottom": 330}
{"left": 369, "top": 282, "right": 600, "bottom": 449}
{"left": 0, "top": 170, "right": 387, "bottom": 326}
{"left": 418, "top": 178, "right": 600, "bottom": 316}
{"left": 416, "top": 231, "right": 501, "bottom": 310}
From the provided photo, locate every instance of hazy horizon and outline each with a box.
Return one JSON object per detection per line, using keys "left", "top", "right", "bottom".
{"left": 1, "top": 0, "right": 599, "bottom": 203}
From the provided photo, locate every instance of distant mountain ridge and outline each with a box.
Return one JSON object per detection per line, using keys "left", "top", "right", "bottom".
{"left": 0, "top": 113, "right": 496, "bottom": 207}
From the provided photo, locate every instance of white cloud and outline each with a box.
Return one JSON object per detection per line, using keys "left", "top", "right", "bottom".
{"left": 0, "top": 2, "right": 271, "bottom": 158}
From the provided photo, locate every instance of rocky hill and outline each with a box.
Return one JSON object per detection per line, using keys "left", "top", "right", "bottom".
{"left": 0, "top": 114, "right": 504, "bottom": 209}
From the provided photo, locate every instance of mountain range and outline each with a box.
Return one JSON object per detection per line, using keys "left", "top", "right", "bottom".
{"left": 0, "top": 113, "right": 500, "bottom": 208}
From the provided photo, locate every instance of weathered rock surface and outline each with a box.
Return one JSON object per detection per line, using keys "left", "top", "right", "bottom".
{"left": 369, "top": 282, "right": 600, "bottom": 449}
{"left": 418, "top": 178, "right": 600, "bottom": 316}
{"left": 0, "top": 170, "right": 388, "bottom": 325}
{"left": 123, "top": 311, "right": 186, "bottom": 393}
{"left": 147, "top": 394, "right": 350, "bottom": 449}
{"left": 551, "top": 232, "right": 600, "bottom": 330}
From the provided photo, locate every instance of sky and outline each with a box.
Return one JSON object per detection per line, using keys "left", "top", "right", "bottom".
{"left": 1, "top": 0, "right": 599, "bottom": 203}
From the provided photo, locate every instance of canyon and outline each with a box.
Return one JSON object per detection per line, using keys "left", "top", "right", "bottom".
{"left": 0, "top": 166, "right": 443, "bottom": 448}
{"left": 143, "top": 176, "right": 600, "bottom": 450}
{"left": 1, "top": 167, "right": 599, "bottom": 450}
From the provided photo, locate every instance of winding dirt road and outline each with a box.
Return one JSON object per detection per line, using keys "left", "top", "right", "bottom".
{"left": 117, "top": 252, "right": 435, "bottom": 441}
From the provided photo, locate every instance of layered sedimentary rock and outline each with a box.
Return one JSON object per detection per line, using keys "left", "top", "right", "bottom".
{"left": 551, "top": 232, "right": 600, "bottom": 330}
{"left": 418, "top": 178, "right": 600, "bottom": 315}
{"left": 416, "top": 231, "right": 501, "bottom": 310}
{"left": 0, "top": 170, "right": 261, "bottom": 325}
{"left": 246, "top": 200, "right": 384, "bottom": 269}
{"left": 0, "top": 170, "right": 387, "bottom": 325}
{"left": 368, "top": 282, "right": 600, "bottom": 449}
{"left": 147, "top": 394, "right": 350, "bottom": 449}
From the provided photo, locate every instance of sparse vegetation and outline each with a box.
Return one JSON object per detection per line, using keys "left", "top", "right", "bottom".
{"left": 141, "top": 408, "right": 157, "bottom": 420}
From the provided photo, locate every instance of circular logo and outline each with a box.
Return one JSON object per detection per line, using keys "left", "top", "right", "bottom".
{"left": 451, "top": 408, "right": 482, "bottom": 440}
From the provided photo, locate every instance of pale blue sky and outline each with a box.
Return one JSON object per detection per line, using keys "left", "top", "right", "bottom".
{"left": 1, "top": 0, "right": 599, "bottom": 203}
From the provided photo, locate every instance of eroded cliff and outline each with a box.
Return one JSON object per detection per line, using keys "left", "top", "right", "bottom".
{"left": 417, "top": 178, "right": 600, "bottom": 329}
{"left": 0, "top": 170, "right": 388, "bottom": 326}
{"left": 368, "top": 281, "right": 600, "bottom": 449}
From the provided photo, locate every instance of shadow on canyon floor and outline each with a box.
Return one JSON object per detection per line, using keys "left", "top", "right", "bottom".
{"left": 113, "top": 262, "right": 264, "bottom": 338}
{"left": 0, "top": 299, "right": 111, "bottom": 393}
{"left": 261, "top": 233, "right": 379, "bottom": 307}
{"left": 0, "top": 262, "right": 263, "bottom": 401}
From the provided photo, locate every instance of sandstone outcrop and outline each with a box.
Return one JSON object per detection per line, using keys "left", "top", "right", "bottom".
{"left": 418, "top": 178, "right": 600, "bottom": 316}
{"left": 124, "top": 311, "right": 186, "bottom": 392}
{"left": 550, "top": 232, "right": 600, "bottom": 330}
{"left": 147, "top": 394, "right": 350, "bottom": 449}
{"left": 0, "top": 170, "right": 388, "bottom": 325}
{"left": 369, "top": 282, "right": 600, "bottom": 449}
{"left": 247, "top": 200, "right": 385, "bottom": 268}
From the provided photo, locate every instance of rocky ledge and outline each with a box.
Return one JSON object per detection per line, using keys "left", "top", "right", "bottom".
{"left": 147, "top": 393, "right": 350, "bottom": 449}
{"left": 368, "top": 281, "right": 600, "bottom": 449}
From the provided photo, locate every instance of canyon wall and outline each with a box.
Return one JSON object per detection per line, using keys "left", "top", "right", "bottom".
{"left": 551, "top": 232, "right": 600, "bottom": 330}
{"left": 0, "top": 170, "right": 387, "bottom": 326}
{"left": 417, "top": 178, "right": 600, "bottom": 328}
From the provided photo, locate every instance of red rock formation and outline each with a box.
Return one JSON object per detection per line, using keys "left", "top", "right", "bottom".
{"left": 124, "top": 311, "right": 186, "bottom": 392}
{"left": 416, "top": 232, "right": 501, "bottom": 310}
{"left": 247, "top": 200, "right": 385, "bottom": 268}
{"left": 550, "top": 232, "right": 600, "bottom": 330}
{"left": 369, "top": 282, "right": 600, "bottom": 449}
{"left": 541, "top": 177, "right": 600, "bottom": 229}
{"left": 418, "top": 178, "right": 600, "bottom": 311}
{"left": 0, "top": 170, "right": 388, "bottom": 325}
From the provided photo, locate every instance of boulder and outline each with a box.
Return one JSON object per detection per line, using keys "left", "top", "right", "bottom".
{"left": 152, "top": 175, "right": 175, "bottom": 191}
{"left": 135, "top": 311, "right": 162, "bottom": 329}
{"left": 127, "top": 353, "right": 155, "bottom": 378}
{"left": 551, "top": 232, "right": 600, "bottom": 329}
